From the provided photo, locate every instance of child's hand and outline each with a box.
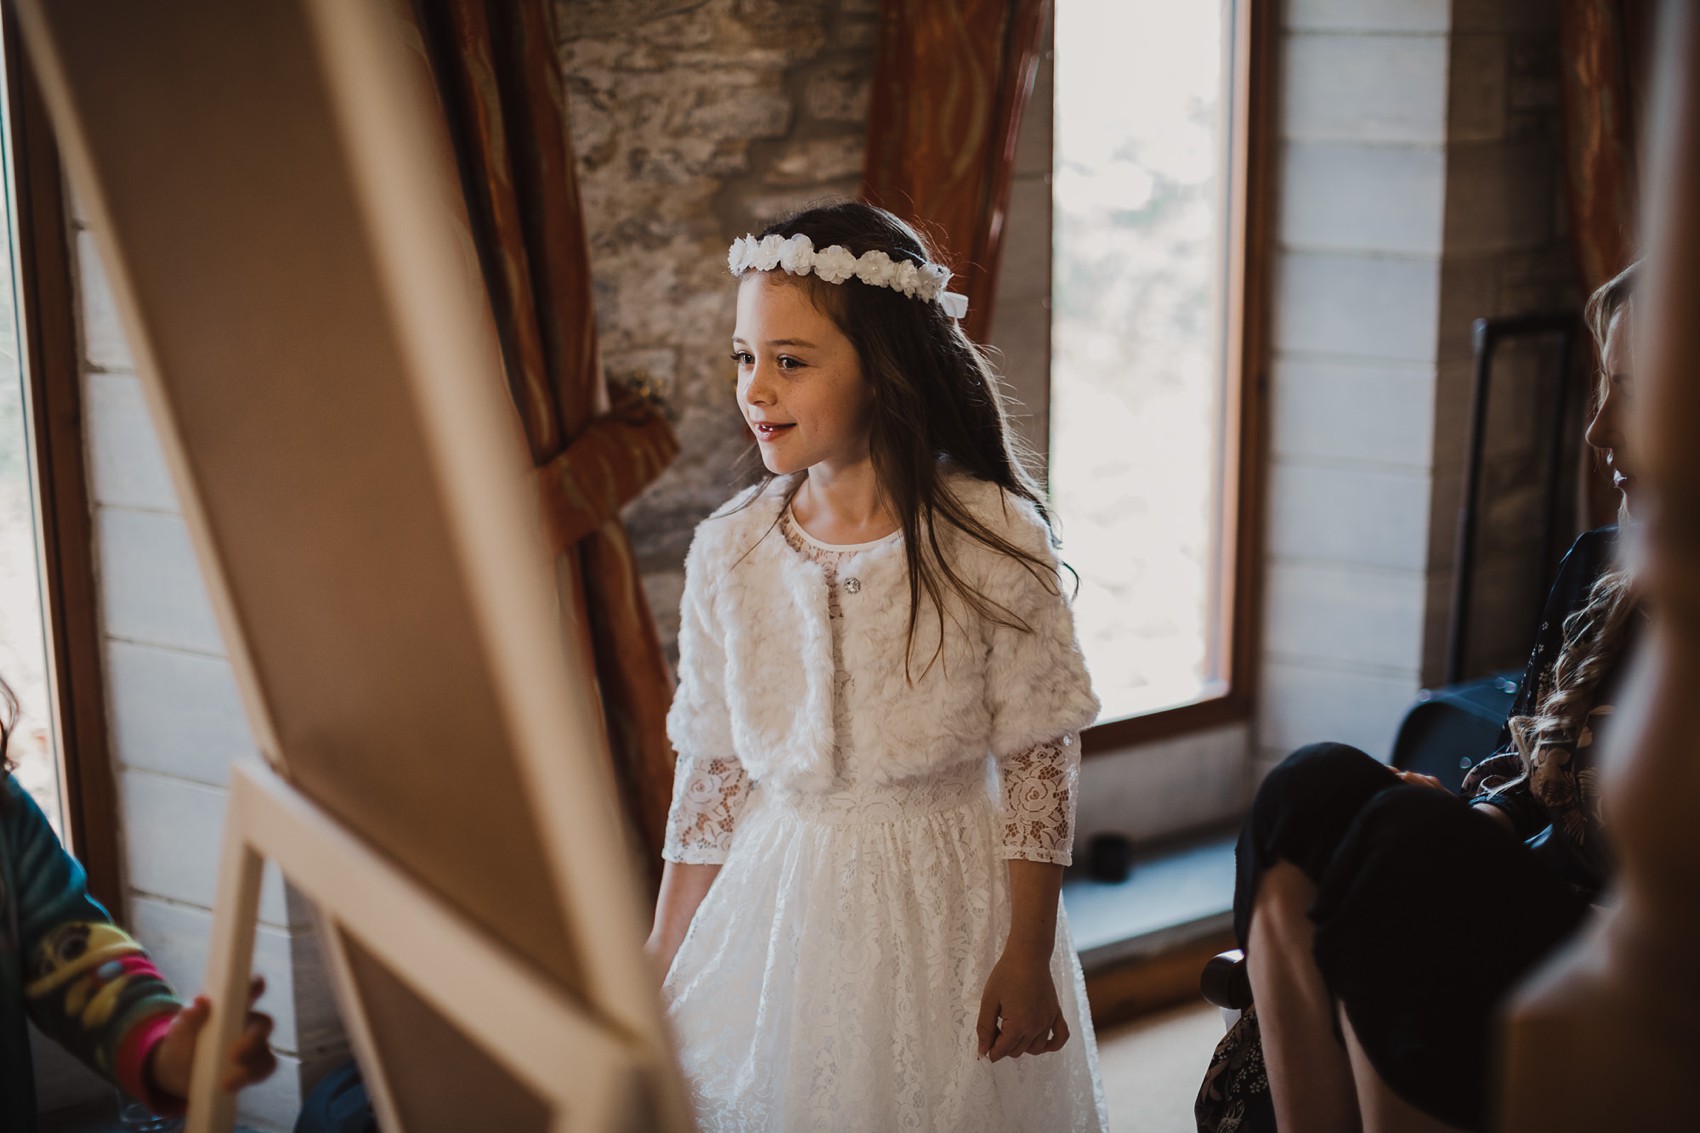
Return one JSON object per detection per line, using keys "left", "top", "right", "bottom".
{"left": 148, "top": 976, "right": 278, "bottom": 1102}
{"left": 976, "top": 952, "right": 1069, "bottom": 1062}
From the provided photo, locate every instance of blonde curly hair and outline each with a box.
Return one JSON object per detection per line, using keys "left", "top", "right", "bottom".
{"left": 1498, "top": 260, "right": 1641, "bottom": 805}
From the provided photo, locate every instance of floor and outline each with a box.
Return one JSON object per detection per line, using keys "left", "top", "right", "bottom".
{"left": 46, "top": 1005, "right": 1223, "bottom": 1133}
{"left": 1098, "top": 1000, "right": 1225, "bottom": 1132}
{"left": 42, "top": 838, "right": 1235, "bottom": 1133}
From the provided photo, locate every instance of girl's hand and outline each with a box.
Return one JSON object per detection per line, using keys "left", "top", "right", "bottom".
{"left": 976, "top": 951, "right": 1069, "bottom": 1062}
{"left": 148, "top": 976, "right": 278, "bottom": 1101}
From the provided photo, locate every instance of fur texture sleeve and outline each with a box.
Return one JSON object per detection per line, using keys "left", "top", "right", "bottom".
{"left": 977, "top": 491, "right": 1101, "bottom": 758}
{"left": 665, "top": 528, "right": 738, "bottom": 774}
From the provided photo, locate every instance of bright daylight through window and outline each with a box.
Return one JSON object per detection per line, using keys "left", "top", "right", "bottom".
{"left": 1052, "top": 0, "right": 1234, "bottom": 723}
{"left": 0, "top": 102, "right": 63, "bottom": 835}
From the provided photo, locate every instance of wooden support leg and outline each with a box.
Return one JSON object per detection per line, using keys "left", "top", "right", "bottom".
{"left": 185, "top": 777, "right": 266, "bottom": 1133}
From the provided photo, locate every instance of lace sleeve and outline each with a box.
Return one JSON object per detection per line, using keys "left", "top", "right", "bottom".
{"left": 998, "top": 734, "right": 1079, "bottom": 865}
{"left": 663, "top": 753, "right": 752, "bottom": 864}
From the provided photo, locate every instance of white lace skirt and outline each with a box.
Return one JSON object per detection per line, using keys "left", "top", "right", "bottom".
{"left": 663, "top": 763, "right": 1109, "bottom": 1133}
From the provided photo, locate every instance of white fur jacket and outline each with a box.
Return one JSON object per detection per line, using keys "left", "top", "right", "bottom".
{"left": 666, "top": 471, "right": 1101, "bottom": 794}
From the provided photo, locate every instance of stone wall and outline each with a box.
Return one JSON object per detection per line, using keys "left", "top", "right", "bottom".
{"left": 557, "top": 0, "right": 878, "bottom": 652}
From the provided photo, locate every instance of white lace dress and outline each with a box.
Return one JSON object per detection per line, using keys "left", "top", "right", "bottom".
{"left": 662, "top": 512, "right": 1109, "bottom": 1132}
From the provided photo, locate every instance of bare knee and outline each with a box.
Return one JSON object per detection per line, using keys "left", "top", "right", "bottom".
{"left": 1250, "top": 860, "right": 1317, "bottom": 942}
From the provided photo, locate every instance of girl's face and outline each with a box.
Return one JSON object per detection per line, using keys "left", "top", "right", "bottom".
{"left": 733, "top": 273, "right": 876, "bottom": 478}
{"left": 1584, "top": 305, "right": 1637, "bottom": 521}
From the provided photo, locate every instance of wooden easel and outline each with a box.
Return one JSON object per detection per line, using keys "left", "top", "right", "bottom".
{"left": 10, "top": 1, "right": 693, "bottom": 1129}
{"left": 195, "top": 762, "right": 650, "bottom": 1133}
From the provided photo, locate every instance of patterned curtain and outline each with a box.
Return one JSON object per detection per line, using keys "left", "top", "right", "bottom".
{"left": 862, "top": 0, "right": 1050, "bottom": 344}
{"left": 1558, "top": 0, "right": 1653, "bottom": 525}
{"left": 409, "top": 0, "right": 679, "bottom": 881}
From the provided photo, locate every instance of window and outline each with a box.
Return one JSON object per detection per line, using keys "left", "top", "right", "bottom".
{"left": 0, "top": 110, "right": 60, "bottom": 828}
{"left": 0, "top": 13, "right": 122, "bottom": 907}
{"left": 1051, "top": 0, "right": 1270, "bottom": 747}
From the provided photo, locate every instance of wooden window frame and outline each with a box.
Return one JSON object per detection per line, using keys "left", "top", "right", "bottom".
{"left": 1078, "top": 0, "right": 1276, "bottom": 756}
{"left": 2, "top": 4, "right": 123, "bottom": 912}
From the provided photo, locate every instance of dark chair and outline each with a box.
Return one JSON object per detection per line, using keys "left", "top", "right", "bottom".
{"left": 1200, "top": 947, "right": 1252, "bottom": 1011}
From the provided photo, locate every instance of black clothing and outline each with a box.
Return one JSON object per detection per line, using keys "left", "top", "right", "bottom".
{"left": 1228, "top": 530, "right": 1626, "bottom": 1131}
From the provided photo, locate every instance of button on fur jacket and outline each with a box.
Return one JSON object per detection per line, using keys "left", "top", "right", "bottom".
{"left": 667, "top": 470, "right": 1101, "bottom": 794}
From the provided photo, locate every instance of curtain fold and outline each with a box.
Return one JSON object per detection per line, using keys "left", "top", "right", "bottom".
{"left": 861, "top": 0, "right": 1050, "bottom": 344}
{"left": 1557, "top": 0, "right": 1648, "bottom": 295}
{"left": 410, "top": 0, "right": 679, "bottom": 881}
{"left": 1558, "top": 0, "right": 1652, "bottom": 527}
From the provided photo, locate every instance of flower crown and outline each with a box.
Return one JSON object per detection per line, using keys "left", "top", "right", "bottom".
{"left": 728, "top": 233, "right": 970, "bottom": 319}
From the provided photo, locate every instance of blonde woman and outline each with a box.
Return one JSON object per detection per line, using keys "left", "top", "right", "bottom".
{"left": 1201, "top": 261, "right": 1642, "bottom": 1133}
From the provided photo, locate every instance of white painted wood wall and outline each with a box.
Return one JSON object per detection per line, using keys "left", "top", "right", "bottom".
{"left": 40, "top": 206, "right": 346, "bottom": 1130}
{"left": 1256, "top": 0, "right": 1574, "bottom": 776}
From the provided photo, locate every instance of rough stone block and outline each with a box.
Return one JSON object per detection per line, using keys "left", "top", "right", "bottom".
{"left": 803, "top": 61, "right": 871, "bottom": 122}
{"left": 829, "top": 12, "right": 879, "bottom": 51}
{"left": 733, "top": 0, "right": 830, "bottom": 51}
{"left": 762, "top": 135, "right": 866, "bottom": 186}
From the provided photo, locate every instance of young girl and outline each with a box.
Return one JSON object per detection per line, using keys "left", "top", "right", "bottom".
{"left": 647, "top": 202, "right": 1108, "bottom": 1131}
{"left": 0, "top": 678, "right": 276, "bottom": 1130}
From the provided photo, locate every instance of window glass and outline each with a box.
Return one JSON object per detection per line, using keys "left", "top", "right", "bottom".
{"left": 0, "top": 95, "right": 64, "bottom": 833}
{"left": 1052, "top": 0, "right": 1232, "bottom": 721}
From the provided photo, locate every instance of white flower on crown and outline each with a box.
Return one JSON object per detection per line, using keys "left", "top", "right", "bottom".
{"left": 727, "top": 231, "right": 968, "bottom": 318}
{"left": 812, "top": 244, "right": 858, "bottom": 284}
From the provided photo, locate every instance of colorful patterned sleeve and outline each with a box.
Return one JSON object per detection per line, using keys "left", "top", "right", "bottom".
{"left": 9, "top": 781, "right": 185, "bottom": 1114}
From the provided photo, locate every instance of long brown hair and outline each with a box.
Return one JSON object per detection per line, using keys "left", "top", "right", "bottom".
{"left": 731, "top": 202, "right": 1060, "bottom": 676}
{"left": 1501, "top": 260, "right": 1642, "bottom": 795}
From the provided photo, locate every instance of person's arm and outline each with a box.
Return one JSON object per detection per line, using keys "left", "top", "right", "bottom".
{"left": 971, "top": 496, "right": 1099, "bottom": 1061}
{"left": 977, "top": 733, "right": 1082, "bottom": 1061}
{"left": 649, "top": 752, "right": 750, "bottom": 980}
{"left": 650, "top": 527, "right": 747, "bottom": 980}
{"left": 977, "top": 860, "right": 1069, "bottom": 1062}
{"left": 646, "top": 861, "right": 724, "bottom": 979}
{"left": 10, "top": 780, "right": 273, "bottom": 1112}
